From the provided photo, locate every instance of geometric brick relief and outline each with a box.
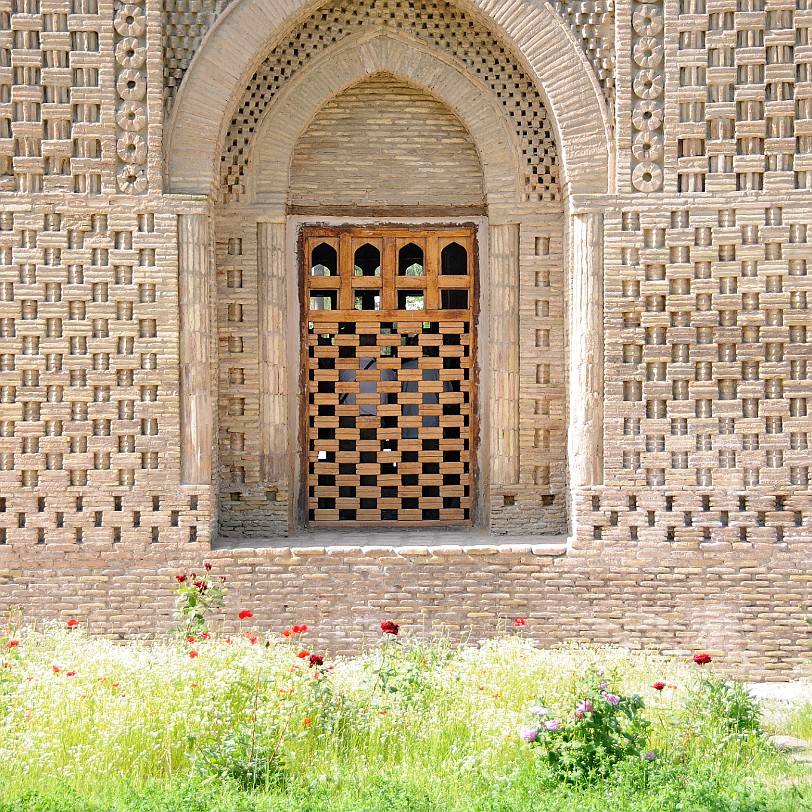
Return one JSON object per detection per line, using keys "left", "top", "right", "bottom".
{"left": 0, "top": 206, "right": 206, "bottom": 545}
{"left": 0, "top": 0, "right": 110, "bottom": 194}
{"left": 163, "top": 0, "right": 615, "bottom": 114}
{"left": 163, "top": 0, "right": 227, "bottom": 111}
{"left": 221, "top": 0, "right": 559, "bottom": 204}
{"left": 630, "top": 0, "right": 665, "bottom": 192}
{"left": 606, "top": 204, "right": 812, "bottom": 493}
{"left": 551, "top": 0, "right": 615, "bottom": 105}
{"left": 674, "top": 0, "right": 804, "bottom": 193}
{"left": 582, "top": 488, "right": 812, "bottom": 545}
{"left": 113, "top": 0, "right": 148, "bottom": 194}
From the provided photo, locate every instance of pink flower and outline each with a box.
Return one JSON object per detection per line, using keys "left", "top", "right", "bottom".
{"left": 603, "top": 692, "right": 620, "bottom": 706}
{"left": 67, "top": 619, "right": 79, "bottom": 628}
{"left": 519, "top": 726, "right": 538, "bottom": 742}
{"left": 238, "top": 610, "right": 253, "bottom": 620}
{"left": 543, "top": 719, "right": 560, "bottom": 731}
{"left": 575, "top": 700, "right": 593, "bottom": 718}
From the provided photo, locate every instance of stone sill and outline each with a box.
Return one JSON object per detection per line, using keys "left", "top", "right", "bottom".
{"left": 212, "top": 530, "right": 570, "bottom": 556}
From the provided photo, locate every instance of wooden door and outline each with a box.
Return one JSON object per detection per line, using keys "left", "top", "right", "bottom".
{"left": 301, "top": 226, "right": 477, "bottom": 526}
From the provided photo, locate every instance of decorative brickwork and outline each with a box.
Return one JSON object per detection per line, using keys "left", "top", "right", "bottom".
{"left": 220, "top": 0, "right": 560, "bottom": 203}
{"left": 0, "top": 0, "right": 808, "bottom": 675}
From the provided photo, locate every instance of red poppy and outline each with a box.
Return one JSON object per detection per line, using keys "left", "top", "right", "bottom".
{"left": 52, "top": 665, "right": 61, "bottom": 673}
{"left": 292, "top": 624, "right": 308, "bottom": 634}
{"left": 67, "top": 619, "right": 79, "bottom": 628}
{"left": 652, "top": 681, "right": 666, "bottom": 691}
{"left": 309, "top": 654, "right": 324, "bottom": 668}
{"left": 186, "top": 636, "right": 196, "bottom": 643}
{"left": 282, "top": 629, "right": 292, "bottom": 638}
{"left": 204, "top": 562, "right": 212, "bottom": 571}
{"left": 513, "top": 617, "right": 526, "bottom": 628}
{"left": 6, "top": 640, "right": 19, "bottom": 649}
{"left": 238, "top": 610, "right": 253, "bottom": 620}
{"left": 380, "top": 620, "right": 399, "bottom": 636}
{"left": 66, "top": 671, "right": 76, "bottom": 677}
{"left": 303, "top": 718, "right": 311, "bottom": 727}
{"left": 249, "top": 636, "right": 258, "bottom": 645}
{"left": 693, "top": 653, "right": 712, "bottom": 666}
{"left": 189, "top": 650, "right": 199, "bottom": 659}
{"left": 201, "top": 632, "right": 210, "bottom": 640}
{"left": 297, "top": 650, "right": 310, "bottom": 659}
{"left": 176, "top": 574, "right": 187, "bottom": 583}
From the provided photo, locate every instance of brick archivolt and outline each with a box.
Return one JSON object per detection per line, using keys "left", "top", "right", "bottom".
{"left": 242, "top": 33, "right": 523, "bottom": 210}
{"left": 165, "top": 0, "right": 611, "bottom": 198}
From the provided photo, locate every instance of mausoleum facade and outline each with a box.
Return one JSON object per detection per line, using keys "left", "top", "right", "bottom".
{"left": 0, "top": 0, "right": 810, "bottom": 676}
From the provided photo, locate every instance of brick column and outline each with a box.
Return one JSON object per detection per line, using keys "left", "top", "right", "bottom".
{"left": 490, "top": 223, "right": 520, "bottom": 485}
{"left": 568, "top": 210, "right": 604, "bottom": 489}
{"left": 257, "top": 221, "right": 288, "bottom": 484}
{"left": 178, "top": 213, "right": 213, "bottom": 485}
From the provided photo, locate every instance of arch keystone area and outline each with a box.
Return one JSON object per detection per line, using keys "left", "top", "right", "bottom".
{"left": 165, "top": 0, "right": 612, "bottom": 197}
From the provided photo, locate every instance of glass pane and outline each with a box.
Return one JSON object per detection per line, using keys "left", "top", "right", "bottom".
{"left": 441, "top": 242, "right": 468, "bottom": 275}
{"left": 398, "top": 290, "right": 425, "bottom": 310}
{"left": 398, "top": 243, "right": 424, "bottom": 276}
{"left": 441, "top": 289, "right": 469, "bottom": 309}
{"left": 354, "top": 243, "right": 381, "bottom": 276}
{"left": 310, "top": 290, "right": 337, "bottom": 310}
{"left": 354, "top": 290, "right": 381, "bottom": 310}
{"left": 311, "top": 242, "right": 337, "bottom": 276}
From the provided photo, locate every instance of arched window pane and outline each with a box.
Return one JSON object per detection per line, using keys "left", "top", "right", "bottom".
{"left": 310, "top": 242, "right": 337, "bottom": 276}
{"left": 354, "top": 243, "right": 381, "bottom": 276}
{"left": 441, "top": 242, "right": 467, "bottom": 275}
{"left": 398, "top": 243, "right": 424, "bottom": 276}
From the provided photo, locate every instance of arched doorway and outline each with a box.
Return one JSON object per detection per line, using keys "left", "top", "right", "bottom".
{"left": 169, "top": 0, "right": 611, "bottom": 538}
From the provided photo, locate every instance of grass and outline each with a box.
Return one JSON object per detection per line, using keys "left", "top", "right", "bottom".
{"left": 0, "top": 623, "right": 810, "bottom": 812}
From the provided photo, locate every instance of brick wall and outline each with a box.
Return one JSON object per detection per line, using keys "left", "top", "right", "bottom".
{"left": 0, "top": 537, "right": 809, "bottom": 679}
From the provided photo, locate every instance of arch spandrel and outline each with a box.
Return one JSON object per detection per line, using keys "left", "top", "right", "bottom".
{"left": 166, "top": 0, "right": 612, "bottom": 198}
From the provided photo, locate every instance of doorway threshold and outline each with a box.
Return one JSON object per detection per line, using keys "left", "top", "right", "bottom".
{"left": 212, "top": 529, "right": 569, "bottom": 551}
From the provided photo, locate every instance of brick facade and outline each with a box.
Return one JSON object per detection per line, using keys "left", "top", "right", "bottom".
{"left": 0, "top": 0, "right": 810, "bottom": 677}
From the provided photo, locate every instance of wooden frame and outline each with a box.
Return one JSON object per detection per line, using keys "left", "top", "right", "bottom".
{"left": 299, "top": 225, "right": 479, "bottom": 527}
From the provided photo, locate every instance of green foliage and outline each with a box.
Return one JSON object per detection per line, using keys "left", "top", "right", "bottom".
{"left": 0, "top": 628, "right": 808, "bottom": 812}
{"left": 173, "top": 563, "right": 227, "bottom": 637}
{"left": 522, "top": 666, "right": 650, "bottom": 782}
{"left": 680, "top": 674, "right": 762, "bottom": 750}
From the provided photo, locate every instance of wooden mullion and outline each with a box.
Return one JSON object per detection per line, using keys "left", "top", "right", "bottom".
{"left": 426, "top": 234, "right": 440, "bottom": 310}
{"left": 339, "top": 233, "right": 353, "bottom": 311}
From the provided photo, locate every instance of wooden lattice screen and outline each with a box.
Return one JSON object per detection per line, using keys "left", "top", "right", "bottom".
{"left": 302, "top": 227, "right": 477, "bottom": 526}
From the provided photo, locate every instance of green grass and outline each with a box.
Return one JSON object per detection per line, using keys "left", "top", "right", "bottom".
{"left": 0, "top": 626, "right": 810, "bottom": 812}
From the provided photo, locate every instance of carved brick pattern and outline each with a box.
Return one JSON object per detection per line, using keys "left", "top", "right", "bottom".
{"left": 630, "top": 0, "right": 665, "bottom": 192}
{"left": 582, "top": 488, "right": 812, "bottom": 545}
{"left": 674, "top": 0, "right": 805, "bottom": 194}
{"left": 220, "top": 0, "right": 559, "bottom": 203}
{"left": 0, "top": 206, "right": 209, "bottom": 545}
{"left": 163, "top": 0, "right": 616, "bottom": 111}
{"left": 605, "top": 203, "right": 812, "bottom": 492}
{"left": 551, "top": 0, "right": 615, "bottom": 104}
{"left": 510, "top": 222, "right": 567, "bottom": 534}
{"left": 162, "top": 0, "right": 223, "bottom": 110}
{"left": 0, "top": 0, "right": 109, "bottom": 195}
{"left": 113, "top": 0, "right": 148, "bottom": 194}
